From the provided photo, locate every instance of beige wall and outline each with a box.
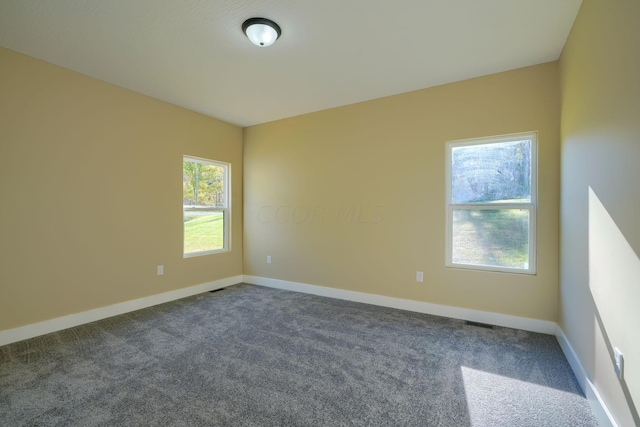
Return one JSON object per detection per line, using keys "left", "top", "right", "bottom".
{"left": 244, "top": 62, "right": 560, "bottom": 321}
{"left": 2, "top": 3, "right": 637, "bottom": 422}
{"left": 0, "top": 46, "right": 243, "bottom": 331}
{"left": 559, "top": 0, "right": 640, "bottom": 425}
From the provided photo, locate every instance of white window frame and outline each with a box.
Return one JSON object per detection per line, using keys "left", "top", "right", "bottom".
{"left": 183, "top": 156, "right": 231, "bottom": 258}
{"left": 445, "top": 132, "right": 537, "bottom": 275}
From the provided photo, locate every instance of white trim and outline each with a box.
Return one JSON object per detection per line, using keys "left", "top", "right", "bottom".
{"left": 1, "top": 273, "right": 615, "bottom": 426}
{"left": 243, "top": 275, "right": 556, "bottom": 334}
{"left": 182, "top": 156, "right": 231, "bottom": 256}
{"left": 445, "top": 131, "right": 538, "bottom": 275}
{"left": 555, "top": 326, "right": 618, "bottom": 427}
{"left": 183, "top": 246, "right": 229, "bottom": 258}
{"left": 446, "top": 131, "right": 540, "bottom": 147}
{"left": 0, "top": 275, "right": 243, "bottom": 347}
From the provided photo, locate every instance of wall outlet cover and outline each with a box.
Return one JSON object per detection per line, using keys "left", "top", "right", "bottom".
{"left": 614, "top": 347, "right": 624, "bottom": 379}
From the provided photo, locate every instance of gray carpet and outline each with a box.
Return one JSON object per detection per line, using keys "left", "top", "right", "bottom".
{"left": 0, "top": 283, "right": 597, "bottom": 426}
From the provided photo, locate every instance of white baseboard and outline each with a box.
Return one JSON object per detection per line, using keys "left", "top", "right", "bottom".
{"left": 1, "top": 274, "right": 616, "bottom": 426}
{"left": 242, "top": 275, "right": 556, "bottom": 334}
{"left": 246, "top": 275, "right": 617, "bottom": 425}
{"left": 0, "top": 275, "right": 243, "bottom": 347}
{"left": 555, "top": 326, "right": 617, "bottom": 427}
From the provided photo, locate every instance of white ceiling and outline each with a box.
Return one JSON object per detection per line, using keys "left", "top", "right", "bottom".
{"left": 0, "top": 0, "right": 582, "bottom": 127}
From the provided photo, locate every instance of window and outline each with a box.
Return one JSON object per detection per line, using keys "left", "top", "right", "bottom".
{"left": 183, "top": 156, "right": 230, "bottom": 257}
{"left": 445, "top": 132, "right": 536, "bottom": 274}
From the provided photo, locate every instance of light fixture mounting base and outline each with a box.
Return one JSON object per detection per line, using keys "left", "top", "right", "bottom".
{"left": 242, "top": 17, "right": 282, "bottom": 47}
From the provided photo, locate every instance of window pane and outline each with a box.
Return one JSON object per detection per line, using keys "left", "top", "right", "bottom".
{"left": 452, "top": 209, "right": 529, "bottom": 270}
{"left": 451, "top": 140, "right": 531, "bottom": 203}
{"left": 183, "top": 161, "right": 225, "bottom": 208}
{"left": 184, "top": 210, "right": 224, "bottom": 253}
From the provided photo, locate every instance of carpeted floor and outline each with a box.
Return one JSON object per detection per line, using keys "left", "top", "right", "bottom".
{"left": 0, "top": 283, "right": 597, "bottom": 426}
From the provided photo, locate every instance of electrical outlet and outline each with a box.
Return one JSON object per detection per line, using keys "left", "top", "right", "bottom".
{"left": 157, "top": 265, "right": 164, "bottom": 276}
{"left": 416, "top": 271, "right": 424, "bottom": 282}
{"left": 614, "top": 348, "right": 624, "bottom": 379}
{"left": 266, "top": 255, "right": 272, "bottom": 264}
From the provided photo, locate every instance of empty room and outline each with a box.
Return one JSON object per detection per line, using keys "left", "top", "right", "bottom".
{"left": 0, "top": 0, "right": 638, "bottom": 426}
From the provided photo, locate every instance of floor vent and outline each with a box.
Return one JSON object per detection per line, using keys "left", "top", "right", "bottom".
{"left": 209, "top": 288, "right": 226, "bottom": 293}
{"left": 464, "top": 321, "right": 495, "bottom": 329}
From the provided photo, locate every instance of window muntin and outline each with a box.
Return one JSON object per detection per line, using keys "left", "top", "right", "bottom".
{"left": 183, "top": 156, "right": 230, "bottom": 257}
{"left": 446, "top": 133, "right": 536, "bottom": 274}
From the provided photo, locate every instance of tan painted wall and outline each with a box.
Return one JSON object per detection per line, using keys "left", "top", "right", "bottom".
{"left": 0, "top": 46, "right": 243, "bottom": 331}
{"left": 559, "top": 0, "right": 640, "bottom": 425}
{"left": 244, "top": 62, "right": 560, "bottom": 322}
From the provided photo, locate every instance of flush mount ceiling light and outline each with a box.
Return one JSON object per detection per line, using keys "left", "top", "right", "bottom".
{"left": 242, "top": 18, "right": 281, "bottom": 47}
